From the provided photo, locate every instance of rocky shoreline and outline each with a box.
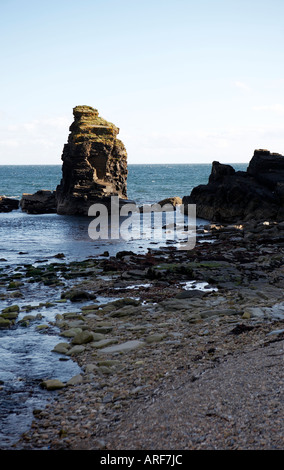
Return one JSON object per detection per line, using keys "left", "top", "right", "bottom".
{"left": 1, "top": 219, "right": 283, "bottom": 450}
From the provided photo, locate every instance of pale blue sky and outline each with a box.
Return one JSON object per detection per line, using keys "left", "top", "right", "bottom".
{"left": 1, "top": 0, "right": 284, "bottom": 164}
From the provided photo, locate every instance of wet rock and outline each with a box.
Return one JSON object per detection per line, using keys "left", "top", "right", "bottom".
{"left": 61, "top": 328, "right": 83, "bottom": 338}
{"left": 20, "top": 190, "right": 57, "bottom": 214}
{"left": 1, "top": 305, "right": 20, "bottom": 320}
{"left": 0, "top": 317, "right": 11, "bottom": 328}
{"left": 66, "top": 345, "right": 86, "bottom": 356}
{"left": 71, "top": 330, "right": 94, "bottom": 345}
{"left": 66, "top": 374, "right": 83, "bottom": 386}
{"left": 40, "top": 379, "right": 66, "bottom": 391}
{"left": 62, "top": 289, "right": 96, "bottom": 302}
{"left": 52, "top": 342, "right": 71, "bottom": 354}
{"left": 0, "top": 196, "right": 19, "bottom": 212}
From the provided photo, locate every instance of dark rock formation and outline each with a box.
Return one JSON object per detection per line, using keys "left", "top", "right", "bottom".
{"left": 0, "top": 196, "right": 19, "bottom": 212}
{"left": 20, "top": 190, "right": 57, "bottom": 214}
{"left": 56, "top": 105, "right": 128, "bottom": 215}
{"left": 183, "top": 149, "right": 284, "bottom": 223}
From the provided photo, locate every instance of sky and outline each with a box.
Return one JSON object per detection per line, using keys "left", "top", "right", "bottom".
{"left": 0, "top": 0, "right": 284, "bottom": 165}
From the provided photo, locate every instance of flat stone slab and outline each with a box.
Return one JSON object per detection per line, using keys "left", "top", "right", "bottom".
{"left": 99, "top": 340, "right": 145, "bottom": 354}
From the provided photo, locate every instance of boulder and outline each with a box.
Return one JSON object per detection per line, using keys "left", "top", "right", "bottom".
{"left": 40, "top": 379, "right": 66, "bottom": 391}
{"left": 56, "top": 105, "right": 129, "bottom": 215}
{"left": 0, "top": 196, "right": 19, "bottom": 212}
{"left": 20, "top": 190, "right": 57, "bottom": 214}
{"left": 183, "top": 149, "right": 284, "bottom": 223}
{"left": 71, "top": 330, "right": 94, "bottom": 345}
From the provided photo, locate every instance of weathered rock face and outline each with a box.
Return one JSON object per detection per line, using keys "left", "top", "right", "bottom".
{"left": 56, "top": 106, "right": 128, "bottom": 215}
{"left": 183, "top": 149, "right": 284, "bottom": 223}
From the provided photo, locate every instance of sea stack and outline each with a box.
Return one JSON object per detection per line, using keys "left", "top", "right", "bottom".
{"left": 56, "top": 105, "right": 128, "bottom": 215}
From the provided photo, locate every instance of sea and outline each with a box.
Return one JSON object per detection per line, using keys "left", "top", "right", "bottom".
{"left": 0, "top": 163, "right": 248, "bottom": 265}
{"left": 0, "top": 163, "right": 248, "bottom": 448}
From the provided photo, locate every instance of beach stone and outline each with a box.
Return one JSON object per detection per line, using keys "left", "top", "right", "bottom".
{"left": 84, "top": 364, "right": 97, "bottom": 374}
{"left": 266, "top": 328, "right": 284, "bottom": 337}
{"left": 81, "top": 304, "right": 100, "bottom": 311}
{"left": 66, "top": 374, "right": 83, "bottom": 386}
{"left": 175, "top": 290, "right": 206, "bottom": 299}
{"left": 97, "top": 366, "right": 114, "bottom": 375}
{"left": 71, "top": 330, "right": 94, "bottom": 345}
{"left": 63, "top": 312, "right": 82, "bottom": 320}
{"left": 63, "top": 289, "right": 96, "bottom": 302}
{"left": 99, "top": 340, "right": 145, "bottom": 354}
{"left": 36, "top": 324, "right": 50, "bottom": 330}
{"left": 2, "top": 304, "right": 20, "bottom": 314}
{"left": 52, "top": 342, "right": 71, "bottom": 354}
{"left": 66, "top": 345, "right": 86, "bottom": 356}
{"left": 110, "top": 298, "right": 141, "bottom": 309}
{"left": 61, "top": 327, "right": 82, "bottom": 338}
{"left": 110, "top": 305, "right": 142, "bottom": 318}
{"left": 97, "top": 360, "right": 121, "bottom": 368}
{"left": 145, "top": 334, "right": 165, "bottom": 343}
{"left": 93, "top": 326, "right": 113, "bottom": 334}
{"left": 91, "top": 338, "right": 118, "bottom": 349}
{"left": 40, "top": 379, "right": 66, "bottom": 391}
{"left": 200, "top": 309, "right": 241, "bottom": 318}
{"left": 91, "top": 332, "right": 106, "bottom": 342}
{"left": 1, "top": 311, "right": 19, "bottom": 320}
{"left": 0, "top": 317, "right": 11, "bottom": 328}
{"left": 65, "top": 320, "right": 86, "bottom": 328}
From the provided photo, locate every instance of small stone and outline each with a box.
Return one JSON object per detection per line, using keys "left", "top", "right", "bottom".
{"left": 36, "top": 324, "right": 50, "bottom": 330}
{"left": 99, "top": 340, "right": 144, "bottom": 354}
{"left": 52, "top": 342, "right": 71, "bottom": 354}
{"left": 91, "top": 332, "right": 106, "bottom": 342}
{"left": 242, "top": 311, "right": 251, "bottom": 319}
{"left": 267, "top": 328, "right": 284, "bottom": 337}
{"left": 66, "top": 374, "right": 83, "bottom": 386}
{"left": 91, "top": 338, "right": 118, "bottom": 349}
{"left": 66, "top": 345, "right": 86, "bottom": 356}
{"left": 145, "top": 334, "right": 165, "bottom": 343}
{"left": 61, "top": 327, "right": 82, "bottom": 338}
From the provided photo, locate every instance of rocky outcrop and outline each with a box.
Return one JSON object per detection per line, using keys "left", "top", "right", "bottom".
{"left": 20, "top": 190, "right": 57, "bottom": 214}
{"left": 158, "top": 196, "right": 182, "bottom": 208}
{"left": 182, "top": 149, "right": 284, "bottom": 223}
{"left": 56, "top": 105, "right": 128, "bottom": 215}
{"left": 0, "top": 196, "right": 19, "bottom": 212}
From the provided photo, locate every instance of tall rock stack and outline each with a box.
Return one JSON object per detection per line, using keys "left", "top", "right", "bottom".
{"left": 56, "top": 105, "right": 128, "bottom": 215}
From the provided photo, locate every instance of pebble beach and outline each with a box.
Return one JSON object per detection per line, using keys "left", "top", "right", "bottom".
{"left": 1, "top": 219, "right": 283, "bottom": 451}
